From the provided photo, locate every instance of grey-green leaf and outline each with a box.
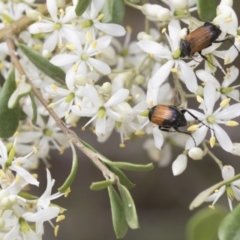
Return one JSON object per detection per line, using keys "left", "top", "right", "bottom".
{"left": 106, "top": 164, "right": 135, "bottom": 189}
{"left": 90, "top": 180, "right": 113, "bottom": 190}
{"left": 108, "top": 186, "right": 128, "bottom": 239}
{"left": 186, "top": 206, "right": 227, "bottom": 240}
{"left": 118, "top": 183, "right": 139, "bottom": 229}
{"left": 75, "top": 0, "right": 90, "bottom": 16}
{"left": 218, "top": 203, "right": 240, "bottom": 240}
{"left": 101, "top": 0, "right": 125, "bottom": 24}
{"left": 197, "top": 0, "right": 217, "bottom": 22}
{"left": 58, "top": 143, "right": 78, "bottom": 193}
{"left": 18, "top": 43, "right": 65, "bottom": 84}
{"left": 0, "top": 69, "right": 20, "bottom": 138}
{"left": 108, "top": 162, "right": 154, "bottom": 171}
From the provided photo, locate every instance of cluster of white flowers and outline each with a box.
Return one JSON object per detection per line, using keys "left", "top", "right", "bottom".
{"left": 1, "top": 0, "right": 240, "bottom": 238}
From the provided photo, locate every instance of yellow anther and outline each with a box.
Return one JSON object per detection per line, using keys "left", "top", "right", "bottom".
{"left": 226, "top": 121, "right": 239, "bottom": 127}
{"left": 196, "top": 95, "right": 203, "bottom": 103}
{"left": 54, "top": 225, "right": 60, "bottom": 237}
{"left": 72, "top": 64, "right": 78, "bottom": 72}
{"left": 66, "top": 43, "right": 75, "bottom": 51}
{"left": 56, "top": 215, "right": 65, "bottom": 222}
{"left": 119, "top": 143, "right": 125, "bottom": 148}
{"left": 162, "top": 28, "right": 166, "bottom": 33}
{"left": 220, "top": 98, "right": 230, "bottom": 108}
{"left": 126, "top": 25, "right": 132, "bottom": 33}
{"left": 187, "top": 125, "right": 199, "bottom": 131}
{"left": 209, "top": 205, "right": 215, "bottom": 209}
{"left": 51, "top": 84, "right": 58, "bottom": 92}
{"left": 225, "top": 17, "right": 232, "bottom": 23}
{"left": 135, "top": 130, "right": 145, "bottom": 136}
{"left": 86, "top": 31, "right": 91, "bottom": 42}
{"left": 64, "top": 187, "right": 71, "bottom": 197}
{"left": 91, "top": 40, "right": 98, "bottom": 49}
{"left": 48, "top": 103, "right": 55, "bottom": 108}
{"left": 210, "top": 136, "right": 216, "bottom": 148}
{"left": 225, "top": 56, "right": 231, "bottom": 64}
{"left": 97, "top": 13, "right": 104, "bottom": 21}
{"left": 170, "top": 68, "right": 178, "bottom": 73}
{"left": 148, "top": 100, "right": 153, "bottom": 107}
{"left": 32, "top": 146, "right": 38, "bottom": 153}
{"left": 33, "top": 44, "right": 41, "bottom": 51}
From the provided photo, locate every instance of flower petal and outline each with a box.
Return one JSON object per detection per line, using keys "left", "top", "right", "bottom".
{"left": 104, "top": 89, "right": 129, "bottom": 107}
{"left": 152, "top": 126, "right": 164, "bottom": 150}
{"left": 95, "top": 22, "right": 126, "bottom": 36}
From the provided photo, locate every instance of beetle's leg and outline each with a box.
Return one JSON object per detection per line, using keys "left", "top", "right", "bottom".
{"left": 173, "top": 127, "right": 196, "bottom": 147}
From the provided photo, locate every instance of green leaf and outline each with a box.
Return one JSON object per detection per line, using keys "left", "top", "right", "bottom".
{"left": 118, "top": 183, "right": 139, "bottom": 229}
{"left": 186, "top": 206, "right": 227, "bottom": 240}
{"left": 90, "top": 180, "right": 113, "bottom": 190}
{"left": 75, "top": 0, "right": 90, "bottom": 16}
{"left": 18, "top": 43, "right": 65, "bottom": 84}
{"left": 106, "top": 164, "right": 135, "bottom": 189}
{"left": 58, "top": 143, "right": 78, "bottom": 193}
{"left": 29, "top": 92, "right": 37, "bottom": 125}
{"left": 8, "top": 82, "right": 31, "bottom": 108}
{"left": 197, "top": 0, "right": 217, "bottom": 22}
{"left": 108, "top": 186, "right": 128, "bottom": 239}
{"left": 218, "top": 203, "right": 240, "bottom": 240}
{"left": 108, "top": 162, "right": 154, "bottom": 171}
{"left": 101, "top": 0, "right": 125, "bottom": 24}
{"left": 0, "top": 69, "right": 20, "bottom": 138}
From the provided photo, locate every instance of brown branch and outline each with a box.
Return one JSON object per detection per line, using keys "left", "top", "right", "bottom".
{"left": 6, "top": 38, "right": 116, "bottom": 181}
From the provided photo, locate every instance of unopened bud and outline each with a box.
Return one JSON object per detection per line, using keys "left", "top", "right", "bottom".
{"left": 137, "top": 32, "right": 155, "bottom": 41}
{"left": 172, "top": 0, "right": 187, "bottom": 10}
{"left": 102, "top": 82, "right": 112, "bottom": 94}
{"left": 26, "top": 10, "right": 41, "bottom": 20}
{"left": 42, "top": 49, "right": 52, "bottom": 59}
{"left": 141, "top": 4, "right": 170, "bottom": 22}
{"left": 220, "top": 0, "right": 233, "bottom": 7}
{"left": 188, "top": 147, "right": 204, "bottom": 160}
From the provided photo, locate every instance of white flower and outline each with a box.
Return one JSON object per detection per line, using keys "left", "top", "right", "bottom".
{"left": 71, "top": 84, "right": 133, "bottom": 138}
{"left": 22, "top": 169, "right": 63, "bottom": 236}
{"left": 78, "top": 0, "right": 126, "bottom": 37}
{"left": 185, "top": 82, "right": 240, "bottom": 152}
{"left": 28, "top": 0, "right": 81, "bottom": 51}
{"left": 50, "top": 34, "right": 112, "bottom": 87}
{"left": 137, "top": 19, "right": 198, "bottom": 93}
{"left": 205, "top": 165, "right": 240, "bottom": 210}
{"left": 196, "top": 66, "right": 240, "bottom": 102}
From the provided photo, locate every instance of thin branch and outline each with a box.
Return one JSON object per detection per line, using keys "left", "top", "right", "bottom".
{"left": 6, "top": 38, "right": 116, "bottom": 181}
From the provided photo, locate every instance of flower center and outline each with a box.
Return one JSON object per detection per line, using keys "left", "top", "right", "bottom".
{"left": 207, "top": 116, "right": 215, "bottom": 124}
{"left": 44, "top": 128, "right": 53, "bottom": 137}
{"left": 65, "top": 92, "right": 75, "bottom": 103}
{"left": 120, "top": 48, "right": 129, "bottom": 57}
{"left": 81, "top": 20, "right": 93, "bottom": 28}
{"left": 97, "top": 107, "right": 106, "bottom": 119}
{"left": 81, "top": 53, "right": 89, "bottom": 61}
{"left": 173, "top": 49, "right": 181, "bottom": 59}
{"left": 53, "top": 23, "right": 62, "bottom": 30}
{"left": 220, "top": 87, "right": 233, "bottom": 94}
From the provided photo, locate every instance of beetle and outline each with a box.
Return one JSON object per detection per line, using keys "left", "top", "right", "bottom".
{"left": 148, "top": 104, "right": 209, "bottom": 146}
{"left": 180, "top": 22, "right": 222, "bottom": 58}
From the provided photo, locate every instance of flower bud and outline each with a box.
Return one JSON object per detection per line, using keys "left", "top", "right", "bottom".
{"left": 180, "top": 28, "right": 188, "bottom": 40}
{"left": 222, "top": 165, "right": 235, "bottom": 180}
{"left": 188, "top": 147, "right": 204, "bottom": 160}
{"left": 102, "top": 82, "right": 112, "bottom": 94}
{"left": 172, "top": 154, "right": 187, "bottom": 176}
{"left": 26, "top": 10, "right": 41, "bottom": 20}
{"left": 220, "top": 0, "right": 233, "bottom": 7}
{"left": 172, "top": 0, "right": 187, "bottom": 10}
{"left": 137, "top": 32, "right": 155, "bottom": 41}
{"left": 134, "top": 75, "right": 145, "bottom": 84}
{"left": 74, "top": 75, "right": 87, "bottom": 86}
{"left": 57, "top": 0, "right": 66, "bottom": 8}
{"left": 42, "top": 49, "right": 52, "bottom": 59}
{"left": 141, "top": 4, "right": 170, "bottom": 22}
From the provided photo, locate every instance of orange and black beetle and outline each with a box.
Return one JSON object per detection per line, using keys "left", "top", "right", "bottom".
{"left": 149, "top": 105, "right": 203, "bottom": 146}
{"left": 180, "top": 22, "right": 222, "bottom": 58}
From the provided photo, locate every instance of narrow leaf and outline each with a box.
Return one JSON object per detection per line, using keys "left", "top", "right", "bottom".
{"left": 106, "top": 164, "right": 135, "bottom": 189}
{"left": 218, "top": 203, "right": 240, "bottom": 240}
{"left": 108, "top": 186, "right": 128, "bottom": 239}
{"left": 18, "top": 43, "right": 65, "bottom": 84}
{"left": 75, "top": 0, "right": 90, "bottom": 16}
{"left": 197, "top": 0, "right": 217, "bottom": 22}
{"left": 101, "top": 0, "right": 125, "bottom": 24}
{"left": 186, "top": 206, "right": 227, "bottom": 240}
{"left": 29, "top": 92, "right": 37, "bottom": 125}
{"left": 118, "top": 183, "right": 139, "bottom": 229}
{"left": 0, "top": 69, "right": 20, "bottom": 138}
{"left": 90, "top": 180, "right": 113, "bottom": 190}
{"left": 108, "top": 162, "right": 154, "bottom": 171}
{"left": 58, "top": 143, "right": 78, "bottom": 193}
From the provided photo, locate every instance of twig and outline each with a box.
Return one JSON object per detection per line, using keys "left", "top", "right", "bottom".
{"left": 6, "top": 38, "right": 116, "bottom": 181}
